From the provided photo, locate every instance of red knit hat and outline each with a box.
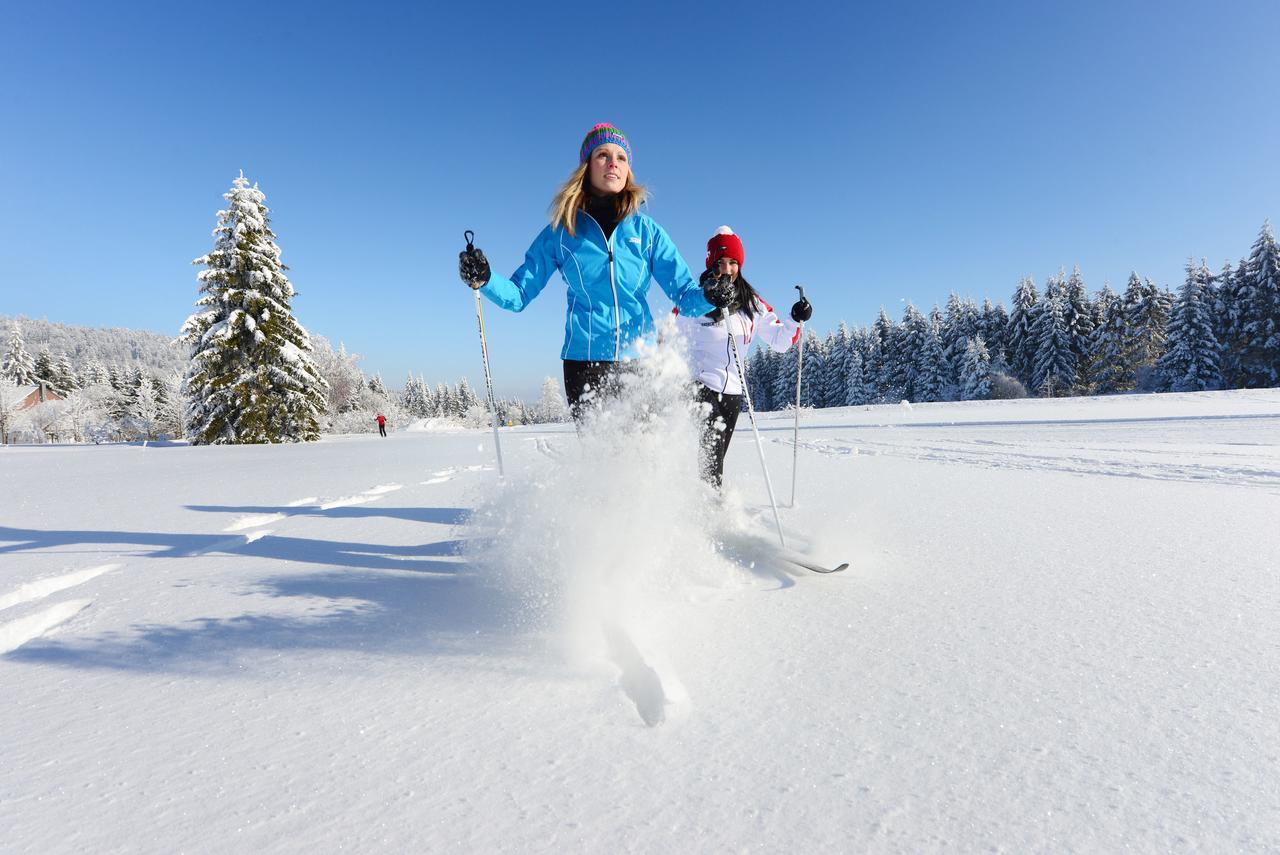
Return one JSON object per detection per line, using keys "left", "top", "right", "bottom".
{"left": 705, "top": 225, "right": 745, "bottom": 269}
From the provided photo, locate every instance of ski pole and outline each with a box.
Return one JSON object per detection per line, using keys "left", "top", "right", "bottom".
{"left": 789, "top": 284, "right": 806, "bottom": 508}
{"left": 724, "top": 307, "right": 786, "bottom": 549}
{"left": 464, "top": 230, "right": 505, "bottom": 478}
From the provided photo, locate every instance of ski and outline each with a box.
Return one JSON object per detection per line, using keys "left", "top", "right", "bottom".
{"left": 777, "top": 551, "right": 848, "bottom": 574}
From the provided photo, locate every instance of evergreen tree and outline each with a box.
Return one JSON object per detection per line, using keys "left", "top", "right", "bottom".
{"left": 845, "top": 346, "right": 873, "bottom": 406}
{"left": 894, "top": 303, "right": 928, "bottom": 400}
{"left": 82, "top": 358, "right": 111, "bottom": 387}
{"left": 399, "top": 372, "right": 424, "bottom": 416}
{"left": 1032, "top": 293, "right": 1077, "bottom": 396}
{"left": 799, "top": 330, "right": 826, "bottom": 408}
{"left": 456, "top": 378, "right": 481, "bottom": 415}
{"left": 1063, "top": 266, "right": 1095, "bottom": 389}
{"left": 747, "top": 348, "right": 773, "bottom": 411}
{"left": 959, "top": 336, "right": 993, "bottom": 401}
{"left": 1007, "top": 277, "right": 1040, "bottom": 388}
{"left": 1089, "top": 285, "right": 1131, "bottom": 393}
{"left": 943, "top": 294, "right": 980, "bottom": 383}
{"left": 772, "top": 340, "right": 799, "bottom": 410}
{"left": 914, "top": 315, "right": 948, "bottom": 402}
{"left": 1212, "top": 260, "right": 1244, "bottom": 387}
{"left": 369, "top": 374, "right": 388, "bottom": 399}
{"left": 980, "top": 299, "right": 1010, "bottom": 372}
{"left": 54, "top": 354, "right": 79, "bottom": 393}
{"left": 536, "top": 376, "right": 570, "bottom": 423}
{"left": 1236, "top": 221, "right": 1280, "bottom": 386}
{"left": 819, "top": 326, "right": 849, "bottom": 408}
{"left": 180, "top": 173, "right": 327, "bottom": 444}
{"left": 33, "top": 348, "right": 56, "bottom": 389}
{"left": 871, "top": 309, "right": 899, "bottom": 401}
{"left": 1157, "top": 260, "right": 1223, "bottom": 391}
{"left": 2, "top": 323, "right": 38, "bottom": 386}
{"left": 1123, "top": 273, "right": 1171, "bottom": 387}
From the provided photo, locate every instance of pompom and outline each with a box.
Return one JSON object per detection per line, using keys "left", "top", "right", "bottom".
{"left": 715, "top": 225, "right": 735, "bottom": 235}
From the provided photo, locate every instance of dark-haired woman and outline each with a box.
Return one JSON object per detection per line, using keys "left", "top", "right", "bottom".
{"left": 674, "top": 226, "right": 813, "bottom": 488}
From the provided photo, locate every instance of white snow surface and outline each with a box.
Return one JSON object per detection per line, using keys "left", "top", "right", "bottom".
{"left": 3, "top": 384, "right": 1280, "bottom": 853}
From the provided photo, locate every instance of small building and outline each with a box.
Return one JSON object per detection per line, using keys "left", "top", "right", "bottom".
{"left": 18, "top": 382, "right": 64, "bottom": 411}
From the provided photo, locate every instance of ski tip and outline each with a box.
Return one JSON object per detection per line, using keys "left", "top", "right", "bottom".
{"left": 811, "top": 562, "right": 849, "bottom": 574}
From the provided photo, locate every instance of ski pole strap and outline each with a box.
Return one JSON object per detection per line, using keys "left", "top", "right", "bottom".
{"left": 464, "top": 230, "right": 475, "bottom": 253}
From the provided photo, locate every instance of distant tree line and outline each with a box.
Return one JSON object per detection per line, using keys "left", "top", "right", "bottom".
{"left": 745, "top": 221, "right": 1280, "bottom": 409}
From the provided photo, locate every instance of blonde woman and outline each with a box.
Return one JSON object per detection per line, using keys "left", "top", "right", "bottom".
{"left": 459, "top": 123, "right": 713, "bottom": 419}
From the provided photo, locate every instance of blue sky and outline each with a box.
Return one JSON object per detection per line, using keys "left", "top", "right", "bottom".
{"left": 2, "top": 0, "right": 1276, "bottom": 399}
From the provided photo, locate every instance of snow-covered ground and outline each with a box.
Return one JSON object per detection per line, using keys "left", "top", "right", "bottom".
{"left": 3, "top": 387, "right": 1279, "bottom": 852}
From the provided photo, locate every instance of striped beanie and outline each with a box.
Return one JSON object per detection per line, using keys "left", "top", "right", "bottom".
{"left": 579, "top": 123, "right": 632, "bottom": 165}
{"left": 706, "top": 225, "right": 745, "bottom": 269}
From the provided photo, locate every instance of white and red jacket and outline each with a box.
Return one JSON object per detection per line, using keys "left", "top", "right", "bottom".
{"left": 672, "top": 297, "right": 800, "bottom": 396}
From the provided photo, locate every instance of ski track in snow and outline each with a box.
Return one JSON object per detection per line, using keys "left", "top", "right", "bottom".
{"left": 776, "top": 426, "right": 1280, "bottom": 492}
{"left": 224, "top": 513, "right": 286, "bottom": 532}
{"left": 0, "top": 564, "right": 119, "bottom": 613}
{"left": 0, "top": 599, "right": 92, "bottom": 655}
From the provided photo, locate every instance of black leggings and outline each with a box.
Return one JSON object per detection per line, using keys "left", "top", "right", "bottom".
{"left": 696, "top": 386, "right": 742, "bottom": 489}
{"left": 562, "top": 360, "right": 629, "bottom": 423}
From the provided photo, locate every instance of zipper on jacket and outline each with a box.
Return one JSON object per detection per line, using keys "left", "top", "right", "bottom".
{"left": 583, "top": 211, "right": 622, "bottom": 359}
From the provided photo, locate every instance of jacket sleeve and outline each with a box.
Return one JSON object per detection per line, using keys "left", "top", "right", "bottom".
{"left": 649, "top": 221, "right": 715, "bottom": 317}
{"left": 752, "top": 296, "right": 801, "bottom": 352}
{"left": 478, "top": 225, "right": 559, "bottom": 312}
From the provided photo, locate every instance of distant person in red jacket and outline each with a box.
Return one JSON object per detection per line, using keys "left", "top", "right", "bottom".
{"left": 376, "top": 413, "right": 387, "bottom": 437}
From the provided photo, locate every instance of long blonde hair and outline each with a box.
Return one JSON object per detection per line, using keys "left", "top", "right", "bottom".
{"left": 549, "top": 162, "right": 648, "bottom": 237}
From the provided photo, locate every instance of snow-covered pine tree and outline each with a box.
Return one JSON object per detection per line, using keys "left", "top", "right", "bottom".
{"left": 369, "top": 374, "right": 388, "bottom": 399}
{"left": 1235, "top": 221, "right": 1280, "bottom": 387}
{"left": 980, "top": 299, "right": 1010, "bottom": 371}
{"left": 771, "top": 339, "right": 800, "bottom": 410}
{"left": 1089, "top": 284, "right": 1130, "bottom": 393}
{"left": 1063, "top": 266, "right": 1095, "bottom": 391}
{"left": 455, "top": 378, "right": 481, "bottom": 416}
{"left": 399, "top": 373, "right": 423, "bottom": 416}
{"left": 894, "top": 304, "right": 928, "bottom": 401}
{"left": 819, "top": 327, "right": 849, "bottom": 408}
{"left": 914, "top": 314, "right": 948, "bottom": 402}
{"left": 943, "top": 294, "right": 980, "bottom": 385}
{"left": 1123, "top": 273, "right": 1170, "bottom": 388}
{"left": 82, "top": 357, "right": 110, "bottom": 388}
{"left": 1006, "top": 277, "right": 1040, "bottom": 389}
{"left": 845, "top": 345, "right": 873, "bottom": 406}
{"left": 54, "top": 353, "right": 79, "bottom": 393}
{"left": 180, "top": 173, "right": 327, "bottom": 444}
{"left": 1, "top": 323, "right": 38, "bottom": 386}
{"left": 33, "top": 348, "right": 56, "bottom": 390}
{"left": 747, "top": 347, "right": 774, "bottom": 411}
{"left": 959, "top": 335, "right": 993, "bottom": 400}
{"left": 1212, "top": 260, "right": 1244, "bottom": 387}
{"left": 1157, "top": 259, "right": 1223, "bottom": 392}
{"left": 799, "top": 330, "right": 826, "bottom": 408}
{"left": 1031, "top": 292, "right": 1077, "bottom": 397}
{"left": 536, "top": 376, "right": 570, "bottom": 423}
{"left": 871, "top": 308, "right": 899, "bottom": 401}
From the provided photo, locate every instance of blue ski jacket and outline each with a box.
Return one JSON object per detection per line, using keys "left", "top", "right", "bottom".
{"left": 479, "top": 210, "right": 714, "bottom": 361}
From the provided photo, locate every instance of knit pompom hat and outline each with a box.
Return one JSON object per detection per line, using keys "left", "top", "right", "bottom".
{"left": 705, "top": 225, "right": 745, "bottom": 269}
{"left": 579, "top": 123, "right": 632, "bottom": 165}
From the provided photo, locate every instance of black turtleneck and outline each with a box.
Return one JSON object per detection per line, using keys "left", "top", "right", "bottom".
{"left": 584, "top": 192, "right": 623, "bottom": 241}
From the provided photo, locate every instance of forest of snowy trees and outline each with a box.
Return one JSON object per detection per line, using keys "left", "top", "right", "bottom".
{"left": 4, "top": 189, "right": 1276, "bottom": 445}
{"left": 745, "top": 221, "right": 1280, "bottom": 410}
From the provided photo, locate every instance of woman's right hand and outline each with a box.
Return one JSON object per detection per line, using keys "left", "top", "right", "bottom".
{"left": 458, "top": 245, "right": 491, "bottom": 289}
{"left": 700, "top": 268, "right": 734, "bottom": 309}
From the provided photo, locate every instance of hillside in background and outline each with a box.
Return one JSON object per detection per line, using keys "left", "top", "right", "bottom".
{"left": 1, "top": 315, "right": 185, "bottom": 377}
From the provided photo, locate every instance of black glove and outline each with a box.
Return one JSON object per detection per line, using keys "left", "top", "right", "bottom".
{"left": 458, "top": 246, "right": 491, "bottom": 290}
{"left": 700, "top": 269, "right": 734, "bottom": 309}
{"left": 790, "top": 296, "right": 812, "bottom": 323}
